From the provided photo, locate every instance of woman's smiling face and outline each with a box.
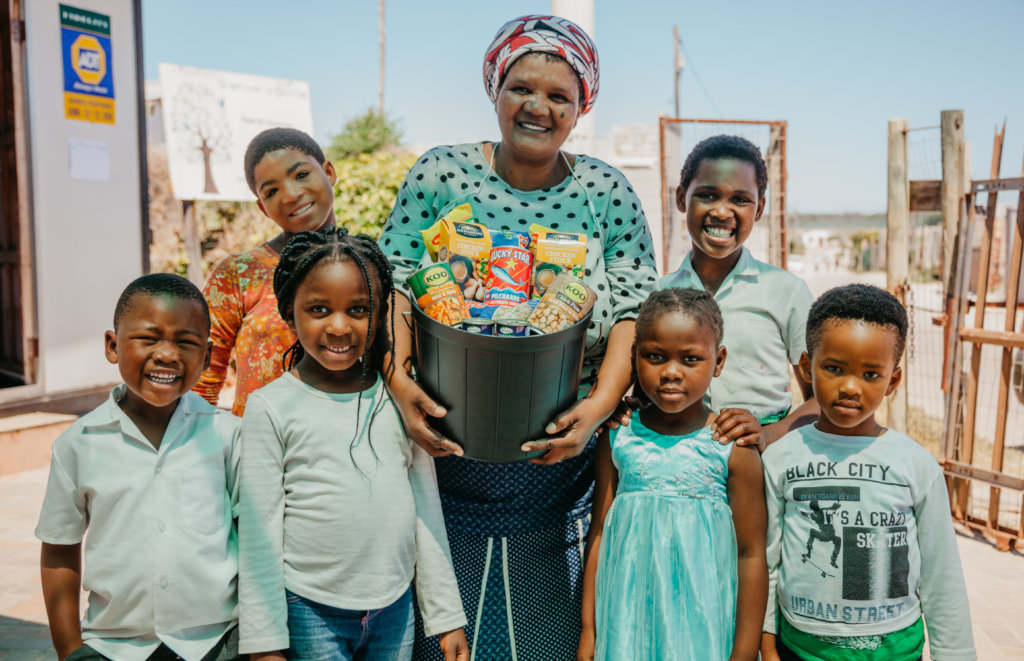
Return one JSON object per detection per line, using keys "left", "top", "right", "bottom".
{"left": 495, "top": 53, "right": 580, "bottom": 165}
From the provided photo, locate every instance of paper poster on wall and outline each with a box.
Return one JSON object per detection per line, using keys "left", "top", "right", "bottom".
{"left": 69, "top": 138, "right": 110, "bottom": 180}
{"left": 158, "top": 63, "right": 313, "bottom": 201}
{"left": 60, "top": 4, "right": 115, "bottom": 124}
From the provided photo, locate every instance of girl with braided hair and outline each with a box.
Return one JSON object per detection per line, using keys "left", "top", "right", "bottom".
{"left": 580, "top": 288, "right": 767, "bottom": 660}
{"left": 237, "top": 227, "right": 468, "bottom": 661}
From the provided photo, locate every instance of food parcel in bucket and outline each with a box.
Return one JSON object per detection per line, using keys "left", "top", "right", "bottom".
{"left": 408, "top": 204, "right": 596, "bottom": 336}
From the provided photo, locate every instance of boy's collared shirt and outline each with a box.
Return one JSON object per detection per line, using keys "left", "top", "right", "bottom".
{"left": 36, "top": 386, "right": 240, "bottom": 661}
{"left": 660, "top": 247, "right": 813, "bottom": 418}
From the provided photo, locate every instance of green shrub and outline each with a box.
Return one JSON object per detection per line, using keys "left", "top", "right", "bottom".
{"left": 332, "top": 151, "right": 418, "bottom": 239}
{"left": 327, "top": 109, "right": 403, "bottom": 160}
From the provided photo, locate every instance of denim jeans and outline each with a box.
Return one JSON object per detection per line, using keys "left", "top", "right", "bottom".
{"left": 285, "top": 587, "right": 414, "bottom": 661}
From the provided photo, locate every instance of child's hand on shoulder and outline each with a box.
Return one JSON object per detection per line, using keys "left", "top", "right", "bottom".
{"left": 599, "top": 393, "right": 646, "bottom": 432}
{"left": 439, "top": 627, "right": 469, "bottom": 661}
{"left": 711, "top": 408, "right": 765, "bottom": 451}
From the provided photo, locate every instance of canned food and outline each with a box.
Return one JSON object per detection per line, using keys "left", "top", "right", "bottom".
{"left": 527, "top": 273, "right": 597, "bottom": 334}
{"left": 406, "top": 263, "right": 470, "bottom": 327}
{"left": 494, "top": 321, "right": 529, "bottom": 337}
{"left": 485, "top": 245, "right": 533, "bottom": 307}
{"left": 460, "top": 318, "right": 495, "bottom": 335}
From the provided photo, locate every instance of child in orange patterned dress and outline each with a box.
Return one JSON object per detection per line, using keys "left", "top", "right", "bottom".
{"left": 194, "top": 128, "right": 338, "bottom": 416}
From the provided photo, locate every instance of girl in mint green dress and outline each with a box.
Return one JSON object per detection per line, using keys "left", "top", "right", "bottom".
{"left": 578, "top": 288, "right": 769, "bottom": 661}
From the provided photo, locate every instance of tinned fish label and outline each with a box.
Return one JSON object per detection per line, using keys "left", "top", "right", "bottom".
{"left": 484, "top": 245, "right": 533, "bottom": 307}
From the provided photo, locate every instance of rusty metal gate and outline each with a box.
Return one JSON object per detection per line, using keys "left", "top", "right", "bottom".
{"left": 942, "top": 127, "right": 1024, "bottom": 551}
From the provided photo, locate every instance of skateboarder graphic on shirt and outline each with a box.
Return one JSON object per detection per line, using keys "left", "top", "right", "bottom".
{"left": 800, "top": 499, "right": 842, "bottom": 569}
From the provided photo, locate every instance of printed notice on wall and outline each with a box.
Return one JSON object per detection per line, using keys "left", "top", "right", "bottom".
{"left": 60, "top": 4, "right": 115, "bottom": 124}
{"left": 69, "top": 138, "right": 110, "bottom": 180}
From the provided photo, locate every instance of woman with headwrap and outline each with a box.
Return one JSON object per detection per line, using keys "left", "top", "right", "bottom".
{"left": 379, "top": 15, "right": 658, "bottom": 659}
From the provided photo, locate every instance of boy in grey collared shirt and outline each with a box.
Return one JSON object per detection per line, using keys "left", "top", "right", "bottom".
{"left": 36, "top": 274, "right": 241, "bottom": 661}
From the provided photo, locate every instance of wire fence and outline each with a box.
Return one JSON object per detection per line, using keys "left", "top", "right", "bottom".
{"left": 907, "top": 127, "right": 942, "bottom": 181}
{"left": 904, "top": 282, "right": 946, "bottom": 461}
{"left": 905, "top": 289, "right": 1024, "bottom": 532}
{"left": 958, "top": 302, "right": 1024, "bottom": 531}
{"left": 902, "top": 125, "right": 1024, "bottom": 533}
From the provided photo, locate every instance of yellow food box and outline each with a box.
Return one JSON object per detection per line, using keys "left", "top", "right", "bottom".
{"left": 438, "top": 217, "right": 492, "bottom": 303}
{"left": 531, "top": 231, "right": 587, "bottom": 298}
{"left": 421, "top": 203, "right": 475, "bottom": 261}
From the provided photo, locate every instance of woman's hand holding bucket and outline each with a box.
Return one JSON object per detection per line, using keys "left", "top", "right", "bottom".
{"left": 389, "top": 374, "right": 464, "bottom": 457}
{"left": 522, "top": 395, "right": 614, "bottom": 465}
{"left": 521, "top": 320, "right": 637, "bottom": 465}
{"left": 386, "top": 294, "right": 464, "bottom": 457}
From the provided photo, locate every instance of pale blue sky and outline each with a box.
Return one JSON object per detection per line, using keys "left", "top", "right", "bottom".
{"left": 142, "top": 0, "right": 1024, "bottom": 213}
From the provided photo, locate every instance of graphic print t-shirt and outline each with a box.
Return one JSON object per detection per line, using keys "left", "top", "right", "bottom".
{"left": 761, "top": 426, "right": 963, "bottom": 640}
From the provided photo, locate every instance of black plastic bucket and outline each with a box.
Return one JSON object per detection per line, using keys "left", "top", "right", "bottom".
{"left": 409, "top": 299, "right": 591, "bottom": 462}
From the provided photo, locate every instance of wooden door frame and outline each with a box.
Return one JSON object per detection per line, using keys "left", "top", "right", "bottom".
{"left": 0, "top": 0, "right": 149, "bottom": 410}
{"left": 0, "top": 0, "right": 40, "bottom": 400}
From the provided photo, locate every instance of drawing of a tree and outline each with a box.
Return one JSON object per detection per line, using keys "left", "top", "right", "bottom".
{"left": 169, "top": 82, "right": 232, "bottom": 195}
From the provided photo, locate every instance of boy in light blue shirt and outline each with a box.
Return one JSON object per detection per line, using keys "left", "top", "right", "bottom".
{"left": 36, "top": 274, "right": 240, "bottom": 661}
{"left": 661, "top": 135, "right": 817, "bottom": 448}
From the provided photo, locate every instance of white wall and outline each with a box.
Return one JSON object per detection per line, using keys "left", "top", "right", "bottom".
{"left": 591, "top": 125, "right": 666, "bottom": 275}
{"left": 551, "top": 0, "right": 595, "bottom": 157}
{"left": 24, "top": 0, "right": 143, "bottom": 393}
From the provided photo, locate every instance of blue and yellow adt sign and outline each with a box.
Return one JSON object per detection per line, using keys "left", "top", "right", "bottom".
{"left": 60, "top": 4, "right": 115, "bottom": 124}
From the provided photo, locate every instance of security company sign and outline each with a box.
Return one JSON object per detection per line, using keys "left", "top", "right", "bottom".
{"left": 60, "top": 4, "right": 115, "bottom": 124}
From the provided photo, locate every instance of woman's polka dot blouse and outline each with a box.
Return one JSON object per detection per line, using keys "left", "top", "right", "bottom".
{"left": 380, "top": 142, "right": 659, "bottom": 388}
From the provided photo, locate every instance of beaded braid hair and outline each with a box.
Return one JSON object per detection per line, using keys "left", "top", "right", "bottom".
{"left": 630, "top": 288, "right": 724, "bottom": 405}
{"left": 273, "top": 226, "right": 396, "bottom": 469}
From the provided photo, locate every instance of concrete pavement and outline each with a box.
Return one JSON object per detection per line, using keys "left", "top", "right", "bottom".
{"left": 1, "top": 467, "right": 67, "bottom": 661}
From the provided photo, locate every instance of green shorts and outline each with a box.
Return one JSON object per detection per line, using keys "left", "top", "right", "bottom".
{"left": 779, "top": 615, "right": 924, "bottom": 661}
{"left": 758, "top": 407, "right": 791, "bottom": 426}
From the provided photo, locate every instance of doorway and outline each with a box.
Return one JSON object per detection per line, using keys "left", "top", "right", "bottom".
{"left": 0, "top": 0, "right": 34, "bottom": 390}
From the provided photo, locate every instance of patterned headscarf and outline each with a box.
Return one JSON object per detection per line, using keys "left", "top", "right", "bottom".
{"left": 483, "top": 15, "right": 600, "bottom": 116}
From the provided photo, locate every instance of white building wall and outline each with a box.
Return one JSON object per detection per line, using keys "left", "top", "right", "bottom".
{"left": 24, "top": 0, "right": 143, "bottom": 394}
{"left": 551, "top": 0, "right": 595, "bottom": 157}
{"left": 591, "top": 124, "right": 666, "bottom": 274}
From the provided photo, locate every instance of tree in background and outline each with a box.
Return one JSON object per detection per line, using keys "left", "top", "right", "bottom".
{"left": 333, "top": 151, "right": 417, "bottom": 239}
{"left": 166, "top": 81, "right": 232, "bottom": 194}
{"left": 147, "top": 144, "right": 277, "bottom": 278}
{"left": 327, "top": 108, "right": 402, "bottom": 160}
